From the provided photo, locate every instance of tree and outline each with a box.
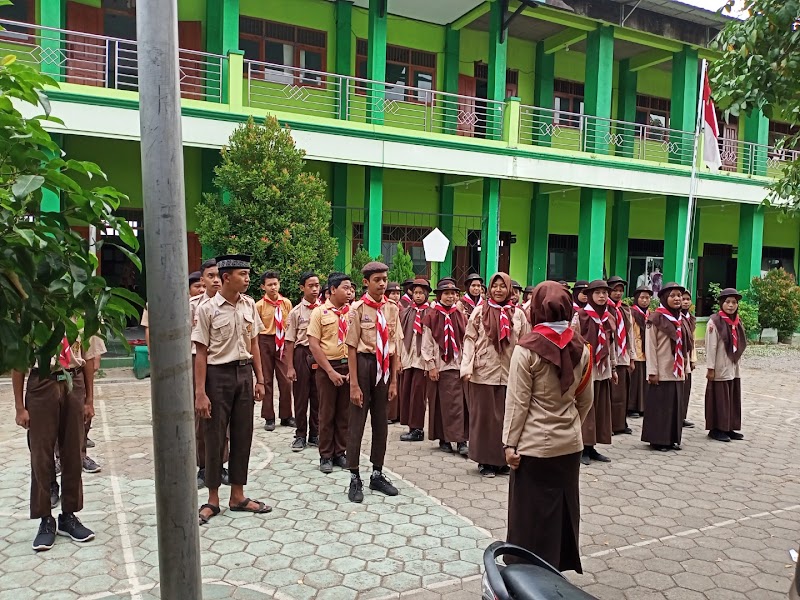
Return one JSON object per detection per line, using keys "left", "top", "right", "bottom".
{"left": 388, "top": 243, "right": 416, "bottom": 284}
{"left": 709, "top": 0, "right": 800, "bottom": 209}
{"left": 350, "top": 245, "right": 383, "bottom": 290}
{"left": 0, "top": 55, "right": 141, "bottom": 374}
{"left": 195, "top": 117, "right": 337, "bottom": 301}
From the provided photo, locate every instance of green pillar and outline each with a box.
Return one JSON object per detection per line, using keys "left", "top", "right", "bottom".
{"left": 364, "top": 166, "right": 383, "bottom": 257}
{"left": 670, "top": 47, "right": 699, "bottom": 165}
{"left": 663, "top": 196, "right": 690, "bottom": 285}
{"left": 335, "top": 0, "right": 353, "bottom": 120}
{"left": 486, "top": 0, "right": 508, "bottom": 140}
{"left": 617, "top": 59, "right": 638, "bottom": 159}
{"left": 366, "top": 0, "right": 388, "bottom": 125}
{"left": 527, "top": 185, "right": 549, "bottom": 284}
{"left": 737, "top": 204, "right": 764, "bottom": 291}
{"left": 442, "top": 27, "right": 460, "bottom": 134}
{"left": 481, "top": 178, "right": 501, "bottom": 277}
{"left": 40, "top": 0, "right": 66, "bottom": 79}
{"left": 532, "top": 41, "right": 554, "bottom": 147}
{"left": 577, "top": 188, "right": 607, "bottom": 280}
{"left": 206, "top": 0, "right": 240, "bottom": 103}
{"left": 744, "top": 110, "right": 769, "bottom": 176}
{"left": 332, "top": 163, "right": 349, "bottom": 271}
{"left": 610, "top": 192, "right": 629, "bottom": 279}
{"left": 41, "top": 133, "right": 63, "bottom": 212}
{"left": 583, "top": 25, "right": 614, "bottom": 154}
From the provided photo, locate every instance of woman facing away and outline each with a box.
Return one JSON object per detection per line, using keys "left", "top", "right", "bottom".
{"left": 503, "top": 281, "right": 593, "bottom": 573}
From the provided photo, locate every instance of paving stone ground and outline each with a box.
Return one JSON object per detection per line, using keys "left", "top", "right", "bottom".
{"left": 0, "top": 358, "right": 798, "bottom": 600}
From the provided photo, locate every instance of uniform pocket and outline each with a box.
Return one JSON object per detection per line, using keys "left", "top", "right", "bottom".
{"left": 211, "top": 316, "right": 234, "bottom": 341}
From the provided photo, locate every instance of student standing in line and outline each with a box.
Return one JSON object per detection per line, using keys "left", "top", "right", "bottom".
{"left": 572, "top": 281, "right": 589, "bottom": 311}
{"left": 399, "top": 278, "right": 415, "bottom": 310}
{"left": 461, "top": 272, "right": 530, "bottom": 478}
{"left": 521, "top": 285, "right": 535, "bottom": 312}
{"left": 457, "top": 273, "right": 484, "bottom": 319}
{"left": 422, "top": 279, "right": 469, "bottom": 456}
{"left": 386, "top": 281, "right": 404, "bottom": 425}
{"left": 255, "top": 271, "right": 294, "bottom": 431}
{"left": 345, "top": 262, "right": 402, "bottom": 503}
{"left": 705, "top": 288, "right": 747, "bottom": 443}
{"left": 399, "top": 278, "right": 432, "bottom": 442}
{"left": 680, "top": 289, "right": 697, "bottom": 428}
{"left": 641, "top": 282, "right": 686, "bottom": 452}
{"left": 308, "top": 272, "right": 353, "bottom": 473}
{"left": 386, "top": 282, "right": 402, "bottom": 304}
{"left": 608, "top": 276, "right": 636, "bottom": 436}
{"left": 286, "top": 272, "right": 322, "bottom": 452}
{"left": 510, "top": 280, "right": 523, "bottom": 306}
{"left": 628, "top": 286, "right": 651, "bottom": 418}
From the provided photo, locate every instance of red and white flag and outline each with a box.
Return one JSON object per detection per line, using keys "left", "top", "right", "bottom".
{"left": 702, "top": 72, "right": 722, "bottom": 171}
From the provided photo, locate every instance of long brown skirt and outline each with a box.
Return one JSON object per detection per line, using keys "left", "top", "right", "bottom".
{"left": 507, "top": 452, "right": 583, "bottom": 573}
{"left": 582, "top": 379, "right": 612, "bottom": 446}
{"left": 611, "top": 366, "right": 630, "bottom": 433}
{"left": 466, "top": 382, "right": 505, "bottom": 466}
{"left": 705, "top": 378, "right": 742, "bottom": 432}
{"left": 681, "top": 372, "right": 692, "bottom": 421}
{"left": 641, "top": 380, "right": 683, "bottom": 446}
{"left": 400, "top": 367, "right": 427, "bottom": 430}
{"left": 627, "top": 361, "right": 647, "bottom": 413}
{"left": 428, "top": 370, "right": 467, "bottom": 443}
{"left": 388, "top": 371, "right": 401, "bottom": 421}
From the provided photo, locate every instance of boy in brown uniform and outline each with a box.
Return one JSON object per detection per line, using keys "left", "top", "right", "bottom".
{"left": 308, "top": 272, "right": 353, "bottom": 473}
{"left": 193, "top": 255, "right": 271, "bottom": 525}
{"left": 255, "top": 271, "right": 295, "bottom": 431}
{"left": 399, "top": 278, "right": 432, "bottom": 442}
{"left": 346, "top": 262, "right": 402, "bottom": 503}
{"left": 607, "top": 276, "right": 636, "bottom": 436}
{"left": 286, "top": 272, "right": 322, "bottom": 452}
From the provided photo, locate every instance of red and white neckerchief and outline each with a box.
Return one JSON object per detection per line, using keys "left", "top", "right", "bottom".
{"left": 610, "top": 299, "right": 628, "bottom": 357}
{"left": 435, "top": 302, "right": 460, "bottom": 362}
{"left": 656, "top": 307, "right": 684, "bottom": 377}
{"left": 583, "top": 304, "right": 609, "bottom": 367}
{"left": 330, "top": 303, "right": 349, "bottom": 345}
{"left": 718, "top": 311, "right": 740, "bottom": 354}
{"left": 412, "top": 303, "right": 426, "bottom": 336}
{"left": 59, "top": 336, "right": 72, "bottom": 369}
{"left": 362, "top": 294, "right": 390, "bottom": 384}
{"left": 462, "top": 294, "right": 483, "bottom": 309}
{"left": 487, "top": 299, "right": 512, "bottom": 342}
{"left": 265, "top": 296, "right": 286, "bottom": 358}
{"left": 632, "top": 304, "right": 647, "bottom": 319}
{"left": 532, "top": 322, "right": 574, "bottom": 348}
{"left": 306, "top": 298, "right": 321, "bottom": 311}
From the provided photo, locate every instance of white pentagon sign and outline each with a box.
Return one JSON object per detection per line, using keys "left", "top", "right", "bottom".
{"left": 422, "top": 227, "right": 450, "bottom": 263}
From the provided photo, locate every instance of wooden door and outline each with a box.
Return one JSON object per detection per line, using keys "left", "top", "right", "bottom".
{"left": 178, "top": 21, "right": 203, "bottom": 100}
{"left": 721, "top": 122, "right": 738, "bottom": 172}
{"left": 187, "top": 232, "right": 202, "bottom": 272}
{"left": 66, "top": 2, "right": 105, "bottom": 86}
{"left": 499, "top": 231, "right": 512, "bottom": 275}
{"left": 457, "top": 75, "right": 477, "bottom": 137}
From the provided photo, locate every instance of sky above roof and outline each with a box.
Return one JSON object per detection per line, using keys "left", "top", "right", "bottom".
{"left": 679, "top": 0, "right": 747, "bottom": 17}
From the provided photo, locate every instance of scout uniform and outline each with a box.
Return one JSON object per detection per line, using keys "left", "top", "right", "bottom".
{"left": 399, "top": 278, "right": 415, "bottom": 310}
{"left": 399, "top": 278, "right": 432, "bottom": 442}
{"left": 572, "top": 280, "right": 589, "bottom": 311}
{"left": 255, "top": 292, "right": 294, "bottom": 428}
{"left": 607, "top": 276, "right": 637, "bottom": 435}
{"left": 457, "top": 273, "right": 484, "bottom": 319}
{"left": 385, "top": 281, "right": 403, "bottom": 423}
{"left": 286, "top": 297, "right": 321, "bottom": 447}
{"left": 628, "top": 286, "right": 651, "bottom": 417}
{"left": 680, "top": 291, "right": 698, "bottom": 428}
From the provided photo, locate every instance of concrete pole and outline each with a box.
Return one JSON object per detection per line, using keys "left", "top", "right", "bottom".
{"left": 136, "top": 1, "right": 203, "bottom": 598}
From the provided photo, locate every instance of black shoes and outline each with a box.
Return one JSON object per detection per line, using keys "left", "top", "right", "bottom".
{"left": 291, "top": 437, "right": 307, "bottom": 452}
{"left": 709, "top": 429, "right": 731, "bottom": 442}
{"left": 308, "top": 436, "right": 319, "bottom": 447}
{"left": 400, "top": 428, "right": 424, "bottom": 442}
{"left": 580, "top": 454, "right": 591, "bottom": 466}
{"left": 479, "top": 464, "right": 496, "bottom": 478}
{"left": 280, "top": 418, "right": 296, "bottom": 428}
{"left": 496, "top": 465, "right": 511, "bottom": 475}
{"left": 320, "top": 458, "right": 334, "bottom": 474}
{"left": 369, "top": 471, "right": 398, "bottom": 496}
{"left": 348, "top": 475, "right": 364, "bottom": 503}
{"left": 332, "top": 454, "right": 348, "bottom": 469}
{"left": 50, "top": 482, "right": 60, "bottom": 509}
{"left": 33, "top": 516, "right": 57, "bottom": 552}
{"left": 628, "top": 411, "right": 642, "bottom": 419}
{"left": 457, "top": 442, "right": 469, "bottom": 456}
{"left": 57, "top": 513, "right": 95, "bottom": 543}
{"left": 683, "top": 420, "right": 695, "bottom": 428}
{"left": 439, "top": 442, "right": 454, "bottom": 453}
{"left": 197, "top": 469, "right": 206, "bottom": 490}
{"left": 728, "top": 431, "right": 744, "bottom": 440}
{"left": 221, "top": 467, "right": 230, "bottom": 486}
{"left": 264, "top": 419, "right": 276, "bottom": 431}
{"left": 622, "top": 427, "right": 633, "bottom": 435}
{"left": 586, "top": 448, "right": 611, "bottom": 463}
{"left": 82, "top": 456, "right": 101, "bottom": 474}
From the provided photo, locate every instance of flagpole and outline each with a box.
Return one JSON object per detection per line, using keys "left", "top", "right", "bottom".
{"left": 681, "top": 58, "right": 708, "bottom": 288}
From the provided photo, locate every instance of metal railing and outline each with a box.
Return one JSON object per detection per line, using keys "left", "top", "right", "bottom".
{"left": 0, "top": 19, "right": 225, "bottom": 102}
{"left": 717, "top": 137, "right": 800, "bottom": 177}
{"left": 244, "top": 58, "right": 505, "bottom": 139}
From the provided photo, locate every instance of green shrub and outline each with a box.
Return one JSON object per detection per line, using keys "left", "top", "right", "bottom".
{"left": 350, "top": 245, "right": 383, "bottom": 290}
{"left": 388, "top": 243, "right": 416, "bottom": 285}
{"left": 749, "top": 269, "right": 800, "bottom": 341}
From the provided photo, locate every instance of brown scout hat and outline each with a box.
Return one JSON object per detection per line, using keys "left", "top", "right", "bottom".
{"left": 633, "top": 285, "right": 652, "bottom": 298}
{"left": 411, "top": 278, "right": 432, "bottom": 293}
{"left": 585, "top": 279, "right": 611, "bottom": 292}
{"left": 607, "top": 275, "right": 627, "bottom": 289}
{"left": 658, "top": 282, "right": 686, "bottom": 300}
{"left": 362, "top": 261, "right": 390, "bottom": 276}
{"left": 718, "top": 287, "right": 742, "bottom": 301}
{"left": 435, "top": 279, "right": 460, "bottom": 292}
{"left": 386, "top": 282, "right": 402, "bottom": 293}
{"left": 464, "top": 273, "right": 483, "bottom": 284}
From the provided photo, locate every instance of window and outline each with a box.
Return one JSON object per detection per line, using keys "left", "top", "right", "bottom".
{"left": 553, "top": 80, "right": 584, "bottom": 128}
{"left": 635, "top": 94, "right": 671, "bottom": 140}
{"left": 762, "top": 246, "right": 795, "bottom": 275}
{"left": 356, "top": 40, "right": 436, "bottom": 103}
{"left": 0, "top": 0, "right": 34, "bottom": 35}
{"left": 352, "top": 222, "right": 431, "bottom": 277}
{"left": 547, "top": 234, "right": 578, "bottom": 281}
{"left": 240, "top": 17, "right": 327, "bottom": 86}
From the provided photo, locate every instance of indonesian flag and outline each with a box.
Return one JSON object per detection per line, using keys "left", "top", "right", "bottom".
{"left": 703, "top": 72, "right": 722, "bottom": 171}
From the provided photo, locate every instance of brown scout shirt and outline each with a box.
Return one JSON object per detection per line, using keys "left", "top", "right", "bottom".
{"left": 570, "top": 312, "right": 617, "bottom": 381}
{"left": 460, "top": 306, "right": 530, "bottom": 386}
{"left": 255, "top": 296, "right": 293, "bottom": 336}
{"left": 345, "top": 298, "right": 402, "bottom": 356}
{"left": 192, "top": 292, "right": 263, "bottom": 364}
{"left": 307, "top": 300, "right": 348, "bottom": 361}
{"left": 286, "top": 298, "right": 319, "bottom": 348}
{"left": 189, "top": 293, "right": 215, "bottom": 355}
{"left": 421, "top": 325, "right": 461, "bottom": 372}
{"left": 705, "top": 319, "right": 741, "bottom": 381}
{"left": 645, "top": 320, "right": 686, "bottom": 382}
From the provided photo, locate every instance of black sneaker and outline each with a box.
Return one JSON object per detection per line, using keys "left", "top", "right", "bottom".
{"left": 291, "top": 437, "right": 307, "bottom": 452}
{"left": 197, "top": 469, "right": 206, "bottom": 490}
{"left": 33, "top": 516, "right": 57, "bottom": 551}
{"left": 683, "top": 420, "right": 695, "bottom": 428}
{"left": 497, "top": 465, "right": 511, "bottom": 475}
{"left": 588, "top": 449, "right": 611, "bottom": 463}
{"left": 400, "top": 428, "right": 424, "bottom": 442}
{"left": 221, "top": 468, "right": 230, "bottom": 486}
{"left": 86, "top": 438, "right": 96, "bottom": 449}
{"left": 320, "top": 458, "right": 334, "bottom": 474}
{"left": 348, "top": 475, "right": 364, "bottom": 503}
{"left": 727, "top": 431, "right": 744, "bottom": 440}
{"left": 264, "top": 419, "right": 276, "bottom": 431}
{"left": 332, "top": 454, "right": 348, "bottom": 469}
{"left": 457, "top": 442, "right": 469, "bottom": 457}
{"left": 280, "top": 418, "right": 296, "bottom": 428}
{"left": 369, "top": 471, "right": 398, "bottom": 496}
{"left": 57, "top": 513, "right": 95, "bottom": 543}
{"left": 50, "top": 482, "right": 60, "bottom": 509}
{"left": 308, "top": 436, "right": 319, "bottom": 447}
{"left": 621, "top": 427, "right": 633, "bottom": 435}
{"left": 580, "top": 453, "right": 591, "bottom": 466}
{"left": 709, "top": 429, "right": 731, "bottom": 442}
{"left": 82, "top": 456, "right": 101, "bottom": 474}
{"left": 438, "top": 441, "right": 454, "bottom": 453}
{"left": 479, "top": 464, "right": 496, "bottom": 478}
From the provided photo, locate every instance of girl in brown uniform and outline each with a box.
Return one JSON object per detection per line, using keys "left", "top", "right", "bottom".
{"left": 608, "top": 276, "right": 636, "bottom": 435}
{"left": 399, "top": 279, "right": 432, "bottom": 442}
{"left": 628, "top": 286, "right": 651, "bottom": 417}
{"left": 457, "top": 273, "right": 484, "bottom": 318}
{"left": 680, "top": 290, "right": 697, "bottom": 428}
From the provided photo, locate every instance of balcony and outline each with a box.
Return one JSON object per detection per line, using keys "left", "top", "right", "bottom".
{"left": 0, "top": 18, "right": 790, "bottom": 181}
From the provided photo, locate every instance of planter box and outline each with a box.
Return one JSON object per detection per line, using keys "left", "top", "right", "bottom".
{"left": 792, "top": 333, "right": 800, "bottom": 347}
{"left": 760, "top": 328, "right": 779, "bottom": 344}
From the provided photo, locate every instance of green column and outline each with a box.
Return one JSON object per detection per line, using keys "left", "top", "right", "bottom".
{"left": 332, "top": 163, "right": 349, "bottom": 271}
{"left": 335, "top": 0, "right": 353, "bottom": 120}
{"left": 577, "top": 188, "right": 607, "bottom": 280}
{"left": 583, "top": 25, "right": 614, "bottom": 154}
{"left": 670, "top": 47, "right": 699, "bottom": 165}
{"left": 206, "top": 0, "right": 240, "bottom": 103}
{"left": 41, "top": 133, "right": 63, "bottom": 212}
{"left": 610, "top": 192, "right": 629, "bottom": 278}
{"left": 442, "top": 26, "right": 460, "bottom": 134}
{"left": 663, "top": 196, "right": 689, "bottom": 284}
{"left": 532, "top": 41, "right": 554, "bottom": 147}
{"left": 737, "top": 204, "right": 764, "bottom": 291}
{"left": 527, "top": 184, "right": 549, "bottom": 284}
{"left": 616, "top": 59, "right": 638, "bottom": 159}
{"left": 486, "top": 0, "right": 508, "bottom": 140}
{"left": 40, "top": 0, "right": 66, "bottom": 79}
{"left": 364, "top": 166, "right": 383, "bottom": 257}
{"left": 439, "top": 175, "right": 455, "bottom": 278}
{"left": 366, "top": 0, "right": 387, "bottom": 125}
{"left": 481, "top": 178, "right": 501, "bottom": 277}
{"left": 744, "top": 110, "right": 769, "bottom": 176}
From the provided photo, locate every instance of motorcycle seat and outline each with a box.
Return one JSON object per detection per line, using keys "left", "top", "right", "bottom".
{"left": 501, "top": 565, "right": 598, "bottom": 600}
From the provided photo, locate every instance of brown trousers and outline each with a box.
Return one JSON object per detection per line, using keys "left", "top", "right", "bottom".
{"left": 347, "top": 354, "right": 389, "bottom": 470}
{"left": 387, "top": 371, "right": 401, "bottom": 421}
{"left": 400, "top": 367, "right": 427, "bottom": 430}
{"left": 203, "top": 363, "right": 254, "bottom": 489}
{"left": 258, "top": 334, "right": 293, "bottom": 421}
{"left": 681, "top": 372, "right": 692, "bottom": 421}
{"left": 28, "top": 372, "right": 85, "bottom": 519}
{"left": 316, "top": 363, "right": 350, "bottom": 459}
{"left": 193, "top": 354, "right": 229, "bottom": 469}
{"left": 293, "top": 345, "right": 319, "bottom": 439}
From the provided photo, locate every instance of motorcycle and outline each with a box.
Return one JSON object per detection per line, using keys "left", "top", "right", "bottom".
{"left": 482, "top": 541, "right": 599, "bottom": 600}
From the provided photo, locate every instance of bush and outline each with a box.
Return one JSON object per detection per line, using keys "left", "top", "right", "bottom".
{"left": 388, "top": 243, "right": 416, "bottom": 285}
{"left": 749, "top": 269, "right": 800, "bottom": 341}
{"left": 709, "top": 282, "right": 760, "bottom": 337}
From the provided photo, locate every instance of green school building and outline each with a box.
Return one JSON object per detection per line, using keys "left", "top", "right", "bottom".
{"left": 3, "top": 0, "right": 798, "bottom": 318}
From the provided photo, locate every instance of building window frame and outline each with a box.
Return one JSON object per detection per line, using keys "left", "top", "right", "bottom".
{"left": 553, "top": 79, "right": 584, "bottom": 128}
{"left": 355, "top": 39, "right": 436, "bottom": 104}
{"left": 635, "top": 94, "right": 671, "bottom": 140}
{"left": 0, "top": 0, "right": 36, "bottom": 38}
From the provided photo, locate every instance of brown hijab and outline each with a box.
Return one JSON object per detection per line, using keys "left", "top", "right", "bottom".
{"left": 709, "top": 311, "right": 747, "bottom": 362}
{"left": 576, "top": 290, "right": 616, "bottom": 366}
{"left": 518, "top": 282, "right": 587, "bottom": 394}
{"left": 483, "top": 272, "right": 516, "bottom": 353}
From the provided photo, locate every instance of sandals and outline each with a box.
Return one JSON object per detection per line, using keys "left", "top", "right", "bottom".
{"left": 198, "top": 503, "right": 220, "bottom": 525}
{"left": 229, "top": 498, "right": 272, "bottom": 514}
